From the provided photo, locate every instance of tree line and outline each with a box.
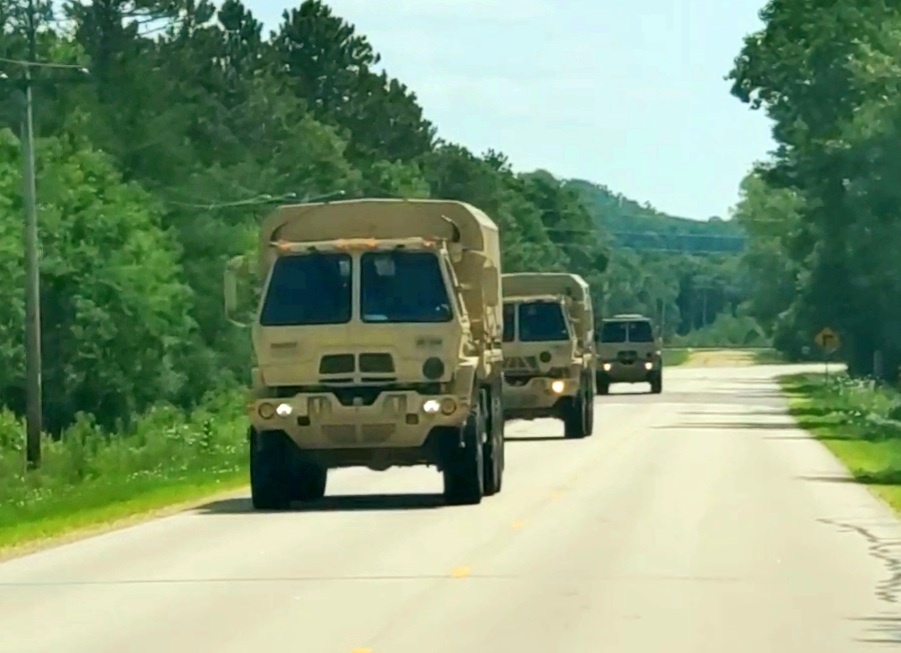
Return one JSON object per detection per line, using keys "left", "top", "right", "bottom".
{"left": 0, "top": 0, "right": 752, "bottom": 436}
{"left": 728, "top": 0, "right": 901, "bottom": 377}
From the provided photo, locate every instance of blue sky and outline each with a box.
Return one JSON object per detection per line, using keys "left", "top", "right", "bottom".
{"left": 244, "top": 0, "right": 775, "bottom": 221}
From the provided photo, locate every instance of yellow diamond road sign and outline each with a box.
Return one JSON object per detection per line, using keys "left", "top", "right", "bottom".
{"left": 814, "top": 327, "right": 840, "bottom": 352}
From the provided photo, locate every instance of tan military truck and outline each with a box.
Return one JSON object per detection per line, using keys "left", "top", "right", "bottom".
{"left": 500, "top": 272, "right": 595, "bottom": 439}
{"left": 224, "top": 198, "right": 506, "bottom": 509}
{"left": 595, "top": 313, "right": 662, "bottom": 394}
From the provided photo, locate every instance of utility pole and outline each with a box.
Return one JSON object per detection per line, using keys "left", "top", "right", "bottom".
{"left": 21, "top": 60, "right": 42, "bottom": 469}
{"left": 0, "top": 0, "right": 89, "bottom": 469}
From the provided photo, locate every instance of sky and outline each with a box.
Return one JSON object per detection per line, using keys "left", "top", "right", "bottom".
{"left": 243, "top": 0, "right": 776, "bottom": 221}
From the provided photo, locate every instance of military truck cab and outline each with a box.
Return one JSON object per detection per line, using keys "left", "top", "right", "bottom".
{"left": 595, "top": 313, "right": 662, "bottom": 394}
{"left": 500, "top": 273, "right": 595, "bottom": 439}
{"left": 225, "top": 199, "right": 506, "bottom": 509}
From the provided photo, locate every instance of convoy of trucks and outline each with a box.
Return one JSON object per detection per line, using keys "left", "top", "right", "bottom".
{"left": 224, "top": 196, "right": 663, "bottom": 509}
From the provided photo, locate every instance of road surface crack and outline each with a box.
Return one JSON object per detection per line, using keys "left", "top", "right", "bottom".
{"left": 820, "top": 518, "right": 901, "bottom": 603}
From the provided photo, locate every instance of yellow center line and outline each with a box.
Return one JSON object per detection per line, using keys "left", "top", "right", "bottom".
{"left": 450, "top": 566, "right": 471, "bottom": 578}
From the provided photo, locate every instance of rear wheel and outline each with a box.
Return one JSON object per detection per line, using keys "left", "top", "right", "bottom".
{"left": 249, "top": 428, "right": 292, "bottom": 510}
{"left": 443, "top": 394, "right": 485, "bottom": 505}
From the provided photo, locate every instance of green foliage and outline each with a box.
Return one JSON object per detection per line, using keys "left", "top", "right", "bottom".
{"left": 730, "top": 1, "right": 901, "bottom": 376}
{"left": 0, "top": 389, "right": 249, "bottom": 547}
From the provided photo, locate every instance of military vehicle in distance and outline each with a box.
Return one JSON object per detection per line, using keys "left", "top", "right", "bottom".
{"left": 595, "top": 313, "right": 662, "bottom": 394}
{"left": 500, "top": 272, "right": 595, "bottom": 439}
{"left": 224, "top": 198, "right": 506, "bottom": 509}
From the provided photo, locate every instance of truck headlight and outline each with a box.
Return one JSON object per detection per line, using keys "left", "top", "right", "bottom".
{"left": 551, "top": 380, "right": 565, "bottom": 393}
{"left": 602, "top": 363, "right": 612, "bottom": 371}
{"left": 276, "top": 403, "right": 292, "bottom": 416}
{"left": 422, "top": 399, "right": 440, "bottom": 413}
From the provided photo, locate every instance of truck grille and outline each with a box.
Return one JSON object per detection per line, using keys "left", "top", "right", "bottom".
{"left": 359, "top": 353, "right": 394, "bottom": 373}
{"left": 617, "top": 350, "right": 638, "bottom": 364}
{"left": 319, "top": 354, "right": 355, "bottom": 374}
{"left": 318, "top": 353, "right": 395, "bottom": 375}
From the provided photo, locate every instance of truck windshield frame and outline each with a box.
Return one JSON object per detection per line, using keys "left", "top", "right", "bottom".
{"left": 599, "top": 320, "right": 654, "bottom": 343}
{"left": 517, "top": 300, "right": 571, "bottom": 343}
{"left": 360, "top": 250, "right": 454, "bottom": 324}
{"left": 259, "top": 252, "right": 352, "bottom": 326}
{"left": 502, "top": 303, "right": 515, "bottom": 342}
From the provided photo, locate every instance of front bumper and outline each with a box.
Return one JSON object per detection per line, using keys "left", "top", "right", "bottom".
{"left": 248, "top": 391, "right": 468, "bottom": 449}
{"left": 597, "top": 360, "right": 660, "bottom": 383}
{"left": 502, "top": 375, "right": 578, "bottom": 411}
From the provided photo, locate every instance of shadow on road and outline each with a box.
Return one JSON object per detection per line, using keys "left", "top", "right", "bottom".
{"left": 851, "top": 615, "right": 901, "bottom": 645}
{"left": 679, "top": 409, "right": 787, "bottom": 417}
{"left": 654, "top": 421, "right": 799, "bottom": 431}
{"left": 196, "top": 493, "right": 446, "bottom": 514}
{"left": 505, "top": 435, "right": 567, "bottom": 443}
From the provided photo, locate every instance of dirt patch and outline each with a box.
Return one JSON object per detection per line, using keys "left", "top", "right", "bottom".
{"left": 683, "top": 349, "right": 756, "bottom": 367}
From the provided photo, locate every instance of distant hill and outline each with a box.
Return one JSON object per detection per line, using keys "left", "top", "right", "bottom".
{"left": 564, "top": 179, "right": 747, "bottom": 254}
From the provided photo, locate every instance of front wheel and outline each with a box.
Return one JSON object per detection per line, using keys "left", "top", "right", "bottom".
{"left": 443, "top": 395, "right": 485, "bottom": 505}
{"left": 249, "top": 428, "right": 293, "bottom": 510}
{"left": 649, "top": 372, "right": 663, "bottom": 394}
{"left": 563, "top": 386, "right": 591, "bottom": 439}
{"left": 482, "top": 389, "right": 504, "bottom": 496}
{"left": 292, "top": 461, "right": 327, "bottom": 501}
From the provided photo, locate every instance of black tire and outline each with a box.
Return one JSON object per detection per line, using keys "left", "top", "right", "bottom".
{"left": 563, "top": 386, "right": 590, "bottom": 439}
{"left": 650, "top": 372, "right": 663, "bottom": 394}
{"left": 249, "top": 428, "right": 292, "bottom": 510}
{"left": 597, "top": 378, "right": 610, "bottom": 395}
{"left": 292, "top": 461, "right": 327, "bottom": 501}
{"left": 443, "top": 393, "right": 485, "bottom": 505}
{"left": 584, "top": 382, "right": 595, "bottom": 436}
{"left": 482, "top": 388, "right": 504, "bottom": 496}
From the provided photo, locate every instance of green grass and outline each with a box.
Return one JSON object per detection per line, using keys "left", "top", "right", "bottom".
{"left": 662, "top": 348, "right": 690, "bottom": 366}
{"left": 0, "top": 390, "right": 250, "bottom": 551}
{"left": 780, "top": 372, "right": 901, "bottom": 513}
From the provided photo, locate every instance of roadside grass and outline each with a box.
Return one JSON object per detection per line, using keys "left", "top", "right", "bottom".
{"left": 780, "top": 372, "right": 901, "bottom": 513}
{"left": 662, "top": 348, "right": 690, "bottom": 366}
{"left": 0, "top": 390, "right": 250, "bottom": 551}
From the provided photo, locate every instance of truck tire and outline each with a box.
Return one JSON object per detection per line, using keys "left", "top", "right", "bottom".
{"left": 650, "top": 372, "right": 663, "bottom": 394}
{"left": 597, "top": 378, "right": 610, "bottom": 395}
{"left": 563, "top": 385, "right": 591, "bottom": 439}
{"left": 584, "top": 381, "right": 595, "bottom": 436}
{"left": 292, "top": 461, "right": 327, "bottom": 502}
{"left": 249, "top": 428, "right": 292, "bottom": 510}
{"left": 443, "top": 394, "right": 485, "bottom": 505}
{"left": 482, "top": 387, "right": 504, "bottom": 496}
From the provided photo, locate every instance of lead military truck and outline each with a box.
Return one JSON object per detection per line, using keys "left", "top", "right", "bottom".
{"left": 500, "top": 272, "right": 595, "bottom": 439}
{"left": 224, "top": 198, "right": 506, "bottom": 509}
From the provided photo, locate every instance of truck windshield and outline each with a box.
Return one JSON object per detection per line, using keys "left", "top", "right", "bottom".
{"left": 518, "top": 301, "right": 570, "bottom": 342}
{"left": 600, "top": 320, "right": 654, "bottom": 343}
{"left": 361, "top": 251, "right": 453, "bottom": 323}
{"left": 260, "top": 253, "right": 352, "bottom": 326}
{"left": 503, "top": 303, "right": 515, "bottom": 342}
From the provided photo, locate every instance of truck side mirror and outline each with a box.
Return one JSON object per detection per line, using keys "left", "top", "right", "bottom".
{"left": 482, "top": 265, "right": 500, "bottom": 306}
{"left": 224, "top": 255, "right": 248, "bottom": 327}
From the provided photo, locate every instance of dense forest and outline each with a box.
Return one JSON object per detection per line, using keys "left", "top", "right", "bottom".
{"left": 0, "top": 0, "right": 752, "bottom": 437}
{"left": 728, "top": 0, "right": 901, "bottom": 378}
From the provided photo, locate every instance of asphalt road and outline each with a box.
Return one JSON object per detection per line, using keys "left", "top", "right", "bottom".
{"left": 2, "top": 363, "right": 901, "bottom": 652}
